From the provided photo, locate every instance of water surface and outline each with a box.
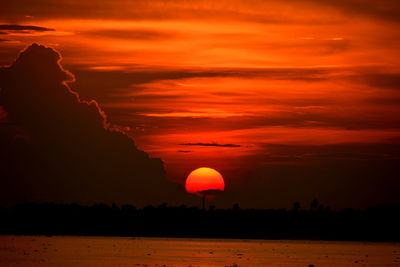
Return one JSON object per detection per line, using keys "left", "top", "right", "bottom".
{"left": 1, "top": 236, "right": 399, "bottom": 266}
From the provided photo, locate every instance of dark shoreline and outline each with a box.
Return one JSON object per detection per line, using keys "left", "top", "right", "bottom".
{"left": 2, "top": 234, "right": 400, "bottom": 246}
{"left": 1, "top": 202, "right": 400, "bottom": 242}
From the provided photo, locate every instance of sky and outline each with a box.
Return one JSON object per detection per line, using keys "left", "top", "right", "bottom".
{"left": 1, "top": 0, "right": 400, "bottom": 209}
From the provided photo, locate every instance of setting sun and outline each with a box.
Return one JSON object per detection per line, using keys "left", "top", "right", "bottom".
{"left": 185, "top": 167, "right": 225, "bottom": 198}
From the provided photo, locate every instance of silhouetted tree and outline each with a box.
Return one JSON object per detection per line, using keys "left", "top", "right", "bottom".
{"left": 1, "top": 201, "right": 400, "bottom": 241}
{"left": 233, "top": 203, "right": 240, "bottom": 212}
{"left": 121, "top": 205, "right": 136, "bottom": 212}
{"left": 318, "top": 204, "right": 325, "bottom": 212}
{"left": 292, "top": 201, "right": 301, "bottom": 211}
{"left": 310, "top": 199, "right": 319, "bottom": 211}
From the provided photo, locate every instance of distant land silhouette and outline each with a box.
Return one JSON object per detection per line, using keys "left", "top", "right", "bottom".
{"left": 1, "top": 201, "right": 399, "bottom": 242}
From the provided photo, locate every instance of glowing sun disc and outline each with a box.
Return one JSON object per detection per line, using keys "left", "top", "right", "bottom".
{"left": 185, "top": 167, "right": 225, "bottom": 197}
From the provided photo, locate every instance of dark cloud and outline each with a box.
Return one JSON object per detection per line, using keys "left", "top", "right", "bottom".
{"left": 0, "top": 24, "right": 55, "bottom": 32}
{"left": 177, "top": 150, "right": 192, "bottom": 153}
{"left": 180, "top": 142, "right": 241, "bottom": 148}
{"left": 0, "top": 44, "right": 191, "bottom": 207}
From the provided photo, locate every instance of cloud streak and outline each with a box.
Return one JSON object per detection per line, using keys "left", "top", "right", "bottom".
{"left": 180, "top": 142, "right": 241, "bottom": 147}
{"left": 0, "top": 24, "right": 55, "bottom": 32}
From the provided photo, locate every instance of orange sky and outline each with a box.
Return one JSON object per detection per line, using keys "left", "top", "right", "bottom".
{"left": 1, "top": 0, "right": 400, "bottom": 208}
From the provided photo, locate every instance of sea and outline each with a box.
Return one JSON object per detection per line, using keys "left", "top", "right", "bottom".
{"left": 1, "top": 235, "right": 399, "bottom": 266}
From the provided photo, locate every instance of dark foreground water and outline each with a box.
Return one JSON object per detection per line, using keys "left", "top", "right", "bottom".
{"left": 1, "top": 236, "right": 400, "bottom": 266}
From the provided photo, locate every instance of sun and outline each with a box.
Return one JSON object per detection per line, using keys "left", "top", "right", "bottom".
{"left": 185, "top": 167, "right": 225, "bottom": 198}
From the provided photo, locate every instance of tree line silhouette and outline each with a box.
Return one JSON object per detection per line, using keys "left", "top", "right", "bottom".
{"left": 1, "top": 200, "right": 399, "bottom": 242}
